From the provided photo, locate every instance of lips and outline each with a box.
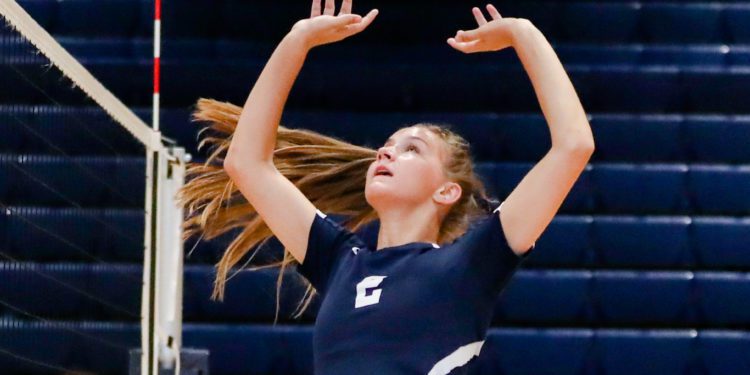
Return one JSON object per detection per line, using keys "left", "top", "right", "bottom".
{"left": 374, "top": 165, "right": 393, "bottom": 177}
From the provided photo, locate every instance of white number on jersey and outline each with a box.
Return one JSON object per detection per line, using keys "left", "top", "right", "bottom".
{"left": 354, "top": 275, "right": 387, "bottom": 308}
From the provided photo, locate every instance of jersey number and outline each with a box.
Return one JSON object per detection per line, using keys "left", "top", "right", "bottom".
{"left": 355, "top": 275, "right": 387, "bottom": 308}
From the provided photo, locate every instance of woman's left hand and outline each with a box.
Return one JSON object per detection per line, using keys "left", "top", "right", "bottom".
{"left": 447, "top": 4, "right": 526, "bottom": 54}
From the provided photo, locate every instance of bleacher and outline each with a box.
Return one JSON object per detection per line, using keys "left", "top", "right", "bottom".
{"left": 1, "top": 0, "right": 749, "bottom": 374}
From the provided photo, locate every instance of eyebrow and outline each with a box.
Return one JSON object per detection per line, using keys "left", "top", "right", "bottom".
{"left": 384, "top": 135, "right": 429, "bottom": 147}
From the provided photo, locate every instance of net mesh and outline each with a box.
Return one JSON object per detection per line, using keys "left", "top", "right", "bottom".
{"left": 1, "top": 3, "right": 152, "bottom": 374}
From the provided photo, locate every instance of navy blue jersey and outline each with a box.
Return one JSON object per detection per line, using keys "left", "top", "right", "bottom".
{"left": 297, "top": 203, "right": 533, "bottom": 374}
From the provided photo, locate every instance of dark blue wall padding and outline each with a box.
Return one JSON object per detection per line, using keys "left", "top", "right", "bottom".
{"left": 641, "top": 4, "right": 724, "bottom": 43}
{"left": 726, "top": 4, "right": 750, "bottom": 43}
{"left": 13, "top": 37, "right": 746, "bottom": 68}
{"left": 595, "top": 330, "right": 695, "bottom": 375}
{"left": 692, "top": 217, "right": 750, "bottom": 269}
{"left": 495, "top": 270, "right": 592, "bottom": 325}
{"left": 0, "top": 263, "right": 142, "bottom": 321}
{"left": 559, "top": 3, "right": 640, "bottom": 43}
{"left": 3, "top": 206, "right": 749, "bottom": 269}
{"left": 592, "top": 271, "right": 694, "bottom": 325}
{"left": 689, "top": 165, "right": 750, "bottom": 215}
{"left": 5, "top": 322, "right": 748, "bottom": 375}
{"left": 4, "top": 106, "right": 750, "bottom": 164}
{"left": 56, "top": 0, "right": 138, "bottom": 37}
{"left": 685, "top": 117, "right": 750, "bottom": 163}
{"left": 0, "top": 155, "right": 144, "bottom": 208}
{"left": 182, "top": 265, "right": 318, "bottom": 323}
{"left": 528, "top": 216, "right": 594, "bottom": 267}
{"left": 592, "top": 216, "right": 693, "bottom": 267}
{"left": 695, "top": 273, "right": 750, "bottom": 327}
{"left": 592, "top": 164, "right": 689, "bottom": 214}
{"left": 698, "top": 331, "right": 750, "bottom": 375}
{"left": 10, "top": 264, "right": 750, "bottom": 327}
{"left": 591, "top": 114, "right": 685, "bottom": 162}
{"left": 472, "top": 328, "right": 593, "bottom": 375}
{"left": 0, "top": 207, "right": 144, "bottom": 263}
{"left": 5, "top": 60, "right": 750, "bottom": 114}
{"left": 14, "top": 1, "right": 750, "bottom": 45}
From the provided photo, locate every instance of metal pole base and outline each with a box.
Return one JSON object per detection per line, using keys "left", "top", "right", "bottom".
{"left": 129, "top": 348, "right": 209, "bottom": 375}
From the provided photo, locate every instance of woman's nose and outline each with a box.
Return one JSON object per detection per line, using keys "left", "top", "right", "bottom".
{"left": 377, "top": 146, "right": 393, "bottom": 161}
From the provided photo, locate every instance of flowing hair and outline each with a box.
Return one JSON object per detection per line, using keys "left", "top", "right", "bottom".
{"left": 176, "top": 98, "right": 497, "bottom": 324}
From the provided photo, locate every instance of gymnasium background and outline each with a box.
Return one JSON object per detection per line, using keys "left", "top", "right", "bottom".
{"left": 1, "top": 0, "right": 749, "bottom": 374}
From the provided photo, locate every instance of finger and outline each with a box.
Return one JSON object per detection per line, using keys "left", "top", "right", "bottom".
{"left": 472, "top": 7, "right": 487, "bottom": 26}
{"left": 447, "top": 38, "right": 481, "bottom": 54}
{"left": 486, "top": 4, "right": 502, "bottom": 20}
{"left": 324, "top": 0, "right": 335, "bottom": 15}
{"left": 455, "top": 29, "right": 479, "bottom": 42}
{"left": 345, "top": 9, "right": 378, "bottom": 32}
{"left": 311, "top": 0, "right": 321, "bottom": 17}
{"left": 334, "top": 13, "right": 363, "bottom": 28}
{"left": 339, "top": 0, "right": 352, "bottom": 14}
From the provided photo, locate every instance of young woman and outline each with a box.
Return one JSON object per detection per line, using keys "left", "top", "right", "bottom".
{"left": 178, "top": 0, "right": 594, "bottom": 373}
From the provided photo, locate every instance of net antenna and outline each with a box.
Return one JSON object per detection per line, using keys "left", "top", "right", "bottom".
{"left": 0, "top": 1, "right": 190, "bottom": 375}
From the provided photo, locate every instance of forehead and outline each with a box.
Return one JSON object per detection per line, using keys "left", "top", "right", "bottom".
{"left": 388, "top": 126, "right": 448, "bottom": 161}
{"left": 388, "top": 127, "right": 438, "bottom": 145}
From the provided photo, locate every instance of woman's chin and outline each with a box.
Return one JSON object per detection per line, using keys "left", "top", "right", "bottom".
{"left": 365, "top": 184, "right": 401, "bottom": 205}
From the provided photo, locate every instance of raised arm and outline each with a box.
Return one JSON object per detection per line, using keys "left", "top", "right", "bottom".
{"left": 448, "top": 4, "right": 595, "bottom": 255}
{"left": 223, "top": 0, "right": 378, "bottom": 263}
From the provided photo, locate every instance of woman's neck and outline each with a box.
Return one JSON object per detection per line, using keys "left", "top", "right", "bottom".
{"left": 375, "top": 204, "right": 441, "bottom": 250}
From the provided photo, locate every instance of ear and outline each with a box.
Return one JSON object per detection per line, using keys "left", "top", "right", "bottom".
{"left": 433, "top": 181, "right": 462, "bottom": 206}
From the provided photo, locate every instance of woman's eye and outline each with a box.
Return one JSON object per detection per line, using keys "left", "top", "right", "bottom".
{"left": 406, "top": 144, "right": 419, "bottom": 152}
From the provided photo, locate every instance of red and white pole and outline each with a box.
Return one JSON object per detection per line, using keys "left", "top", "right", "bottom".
{"left": 153, "top": 0, "right": 161, "bottom": 132}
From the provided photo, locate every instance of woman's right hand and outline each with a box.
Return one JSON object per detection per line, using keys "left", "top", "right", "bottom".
{"left": 290, "top": 0, "right": 378, "bottom": 49}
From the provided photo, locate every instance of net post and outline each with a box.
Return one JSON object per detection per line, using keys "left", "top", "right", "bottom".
{"left": 156, "top": 146, "right": 188, "bottom": 372}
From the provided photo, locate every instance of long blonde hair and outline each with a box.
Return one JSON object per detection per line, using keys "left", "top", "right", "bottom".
{"left": 176, "top": 98, "right": 495, "bottom": 323}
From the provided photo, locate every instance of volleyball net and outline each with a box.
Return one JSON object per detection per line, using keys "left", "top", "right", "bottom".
{"left": 0, "top": 1, "right": 189, "bottom": 374}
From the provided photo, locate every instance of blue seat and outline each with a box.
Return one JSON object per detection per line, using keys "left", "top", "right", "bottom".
{"left": 593, "top": 216, "right": 692, "bottom": 267}
{"left": 61, "top": 38, "right": 133, "bottom": 60}
{"left": 474, "top": 328, "right": 593, "bottom": 375}
{"left": 726, "top": 4, "right": 750, "bottom": 43}
{"left": 560, "top": 3, "right": 639, "bottom": 43}
{"left": 698, "top": 331, "right": 750, "bottom": 375}
{"left": 0, "top": 263, "right": 141, "bottom": 320}
{"left": 476, "top": 163, "right": 592, "bottom": 213}
{"left": 685, "top": 117, "right": 750, "bottom": 163}
{"left": 641, "top": 45, "right": 729, "bottom": 66}
{"left": 7, "top": 106, "right": 144, "bottom": 155}
{"left": 495, "top": 270, "right": 592, "bottom": 325}
{"left": 138, "top": 0, "right": 219, "bottom": 38}
{"left": 689, "top": 165, "right": 750, "bottom": 215}
{"left": 0, "top": 106, "right": 26, "bottom": 153}
{"left": 7, "top": 58, "right": 750, "bottom": 113}
{"left": 526, "top": 216, "right": 593, "bottom": 267}
{"left": 2, "top": 155, "right": 143, "bottom": 208}
{"left": 183, "top": 265, "right": 317, "bottom": 323}
{"left": 56, "top": 0, "right": 138, "bottom": 37}
{"left": 591, "top": 115, "right": 685, "bottom": 163}
{"left": 593, "top": 164, "right": 688, "bottom": 214}
{"left": 183, "top": 324, "right": 314, "bottom": 375}
{"left": 474, "top": 163, "right": 526, "bottom": 200}
{"left": 692, "top": 217, "right": 750, "bottom": 268}
{"left": 556, "top": 45, "right": 640, "bottom": 66}
{"left": 642, "top": 4, "right": 724, "bottom": 43}
{"left": 683, "top": 68, "right": 750, "bottom": 113}
{"left": 480, "top": 115, "right": 549, "bottom": 162}
{"left": 695, "top": 273, "right": 750, "bottom": 326}
{"left": 596, "top": 330, "right": 695, "bottom": 375}
{"left": 16, "top": 0, "right": 57, "bottom": 31}
{"left": 6, "top": 207, "right": 98, "bottom": 262}
{"left": 579, "top": 66, "right": 683, "bottom": 113}
{"left": 592, "top": 271, "right": 694, "bottom": 325}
